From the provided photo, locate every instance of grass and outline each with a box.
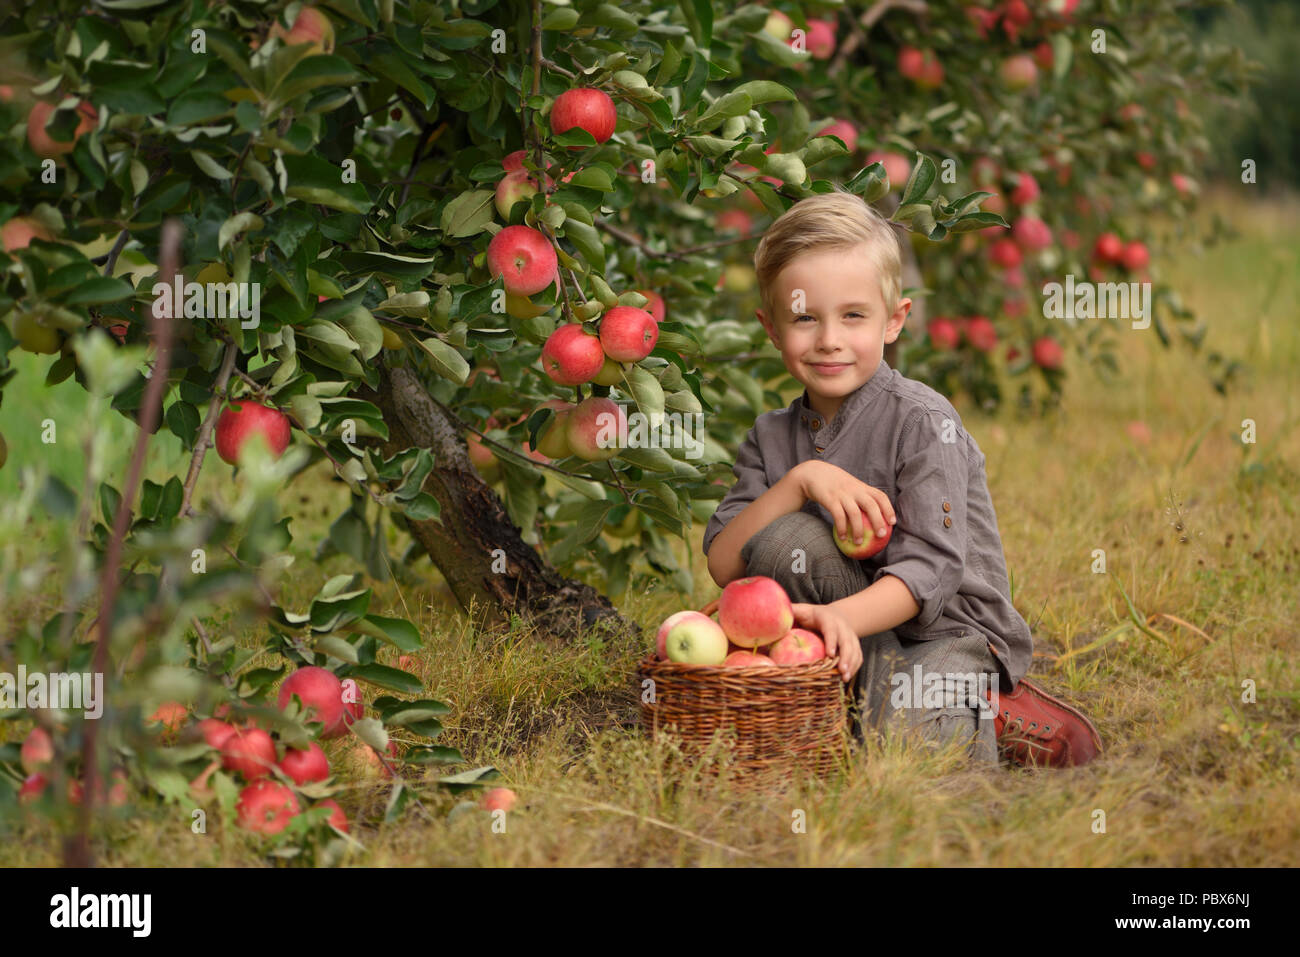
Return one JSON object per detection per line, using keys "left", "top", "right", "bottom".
{"left": 2, "top": 186, "right": 1298, "bottom": 865}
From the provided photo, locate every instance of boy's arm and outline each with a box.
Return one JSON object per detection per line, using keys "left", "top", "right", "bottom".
{"left": 705, "top": 462, "right": 809, "bottom": 588}
{"left": 825, "top": 575, "right": 921, "bottom": 637}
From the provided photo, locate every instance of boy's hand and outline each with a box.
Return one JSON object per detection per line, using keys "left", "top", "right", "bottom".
{"left": 795, "top": 460, "right": 896, "bottom": 549}
{"left": 790, "top": 603, "right": 862, "bottom": 683}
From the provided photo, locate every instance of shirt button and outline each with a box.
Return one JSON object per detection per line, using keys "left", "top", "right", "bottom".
{"left": 942, "top": 501, "right": 951, "bottom": 512}
{"left": 811, "top": 418, "right": 821, "bottom": 429}
{"left": 943, "top": 516, "right": 952, "bottom": 528}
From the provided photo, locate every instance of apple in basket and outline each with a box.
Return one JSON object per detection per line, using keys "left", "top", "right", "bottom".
{"left": 723, "top": 650, "right": 776, "bottom": 667}
{"left": 718, "top": 576, "right": 794, "bottom": 648}
{"left": 768, "top": 628, "right": 827, "bottom": 666}
{"left": 664, "top": 614, "right": 729, "bottom": 665}
{"left": 656, "top": 610, "right": 712, "bottom": 660}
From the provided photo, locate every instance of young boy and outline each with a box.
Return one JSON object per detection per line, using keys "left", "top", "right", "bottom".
{"left": 701, "top": 188, "right": 1034, "bottom": 766}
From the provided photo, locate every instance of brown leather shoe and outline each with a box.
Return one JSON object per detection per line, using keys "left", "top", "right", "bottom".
{"left": 987, "top": 676, "right": 1103, "bottom": 768}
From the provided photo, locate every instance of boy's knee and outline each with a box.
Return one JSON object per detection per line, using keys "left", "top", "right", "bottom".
{"left": 740, "top": 510, "right": 837, "bottom": 582}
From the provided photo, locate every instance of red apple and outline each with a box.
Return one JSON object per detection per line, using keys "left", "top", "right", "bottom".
{"left": 277, "top": 666, "right": 345, "bottom": 735}
{"left": 237, "top": 780, "right": 301, "bottom": 835}
{"left": 1033, "top": 41, "right": 1054, "bottom": 72}
{"left": 550, "top": 88, "right": 617, "bottom": 146}
{"left": 716, "top": 209, "right": 755, "bottom": 236}
{"left": 214, "top": 401, "right": 291, "bottom": 466}
{"left": 723, "top": 650, "right": 777, "bottom": 667}
{"left": 278, "top": 742, "right": 330, "bottom": 785}
{"left": 1032, "top": 336, "right": 1064, "bottom": 370}
{"left": 866, "top": 151, "right": 911, "bottom": 191}
{"left": 19, "top": 773, "right": 48, "bottom": 803}
{"left": 1171, "top": 173, "right": 1192, "bottom": 195}
{"left": 834, "top": 507, "right": 892, "bottom": 559}
{"left": 487, "top": 225, "right": 558, "bottom": 296}
{"left": 20, "top": 728, "right": 53, "bottom": 774}
{"left": 220, "top": 726, "right": 277, "bottom": 780}
{"left": 1136, "top": 151, "right": 1156, "bottom": 171}
{"left": 1126, "top": 420, "right": 1152, "bottom": 445}
{"left": 148, "top": 702, "right": 188, "bottom": 742}
{"left": 989, "top": 238, "right": 1022, "bottom": 269}
{"left": 565, "top": 396, "right": 627, "bottom": 461}
{"left": 541, "top": 322, "right": 605, "bottom": 385}
{"left": 198, "top": 718, "right": 237, "bottom": 749}
{"left": 964, "top": 316, "right": 998, "bottom": 353}
{"left": 1012, "top": 215, "right": 1052, "bottom": 250}
{"left": 27, "top": 99, "right": 96, "bottom": 159}
{"left": 1120, "top": 241, "right": 1149, "bottom": 271}
{"left": 635, "top": 289, "right": 666, "bottom": 324}
{"left": 999, "top": 55, "right": 1039, "bottom": 92}
{"left": 898, "top": 46, "right": 925, "bottom": 80}
{"left": 805, "top": 18, "right": 836, "bottom": 59}
{"left": 334, "top": 678, "right": 364, "bottom": 738}
{"left": 718, "top": 576, "right": 794, "bottom": 648}
{"left": 502, "top": 150, "right": 527, "bottom": 172}
{"left": 599, "top": 305, "right": 658, "bottom": 362}
{"left": 1010, "top": 172, "right": 1040, "bottom": 206}
{"left": 815, "top": 119, "right": 858, "bottom": 153}
{"left": 928, "top": 317, "right": 960, "bottom": 351}
{"left": 495, "top": 169, "right": 541, "bottom": 220}
{"left": 480, "top": 787, "right": 518, "bottom": 812}
{"left": 769, "top": 628, "right": 827, "bottom": 665}
{"left": 315, "top": 798, "right": 349, "bottom": 832}
{"left": 2, "top": 217, "right": 52, "bottom": 252}
{"left": 270, "top": 6, "right": 335, "bottom": 55}
{"left": 1093, "top": 232, "right": 1124, "bottom": 264}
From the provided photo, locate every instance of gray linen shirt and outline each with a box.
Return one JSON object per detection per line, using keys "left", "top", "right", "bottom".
{"left": 702, "top": 358, "right": 1033, "bottom": 688}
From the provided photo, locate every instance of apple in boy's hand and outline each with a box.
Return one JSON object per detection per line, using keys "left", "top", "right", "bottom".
{"left": 835, "top": 508, "right": 892, "bottom": 560}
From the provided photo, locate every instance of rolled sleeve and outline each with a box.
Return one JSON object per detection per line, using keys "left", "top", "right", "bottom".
{"left": 702, "top": 426, "right": 770, "bottom": 556}
{"left": 871, "top": 409, "right": 968, "bottom": 631}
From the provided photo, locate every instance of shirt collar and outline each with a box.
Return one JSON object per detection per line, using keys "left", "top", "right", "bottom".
{"left": 797, "top": 358, "right": 893, "bottom": 437}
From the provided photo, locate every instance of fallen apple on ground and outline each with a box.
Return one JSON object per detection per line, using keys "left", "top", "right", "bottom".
{"left": 237, "top": 780, "right": 301, "bottom": 835}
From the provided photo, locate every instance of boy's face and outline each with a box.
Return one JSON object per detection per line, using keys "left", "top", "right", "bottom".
{"left": 756, "top": 243, "right": 910, "bottom": 421}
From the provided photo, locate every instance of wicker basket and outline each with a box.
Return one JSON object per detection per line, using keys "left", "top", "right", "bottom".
{"left": 637, "top": 598, "right": 848, "bottom": 790}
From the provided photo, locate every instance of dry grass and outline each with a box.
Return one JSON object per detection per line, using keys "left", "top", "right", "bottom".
{"left": 3, "top": 188, "right": 1298, "bottom": 866}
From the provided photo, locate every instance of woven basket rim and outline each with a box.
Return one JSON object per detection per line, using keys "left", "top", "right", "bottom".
{"left": 637, "top": 650, "right": 839, "bottom": 674}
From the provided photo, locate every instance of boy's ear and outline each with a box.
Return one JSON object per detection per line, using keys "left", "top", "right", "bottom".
{"left": 885, "top": 297, "right": 911, "bottom": 343}
{"left": 756, "top": 308, "right": 779, "bottom": 348}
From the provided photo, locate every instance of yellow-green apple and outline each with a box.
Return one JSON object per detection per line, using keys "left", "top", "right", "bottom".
{"left": 270, "top": 6, "right": 335, "bottom": 54}
{"left": 315, "top": 798, "right": 349, "bottom": 832}
{"left": 964, "top": 316, "right": 998, "bottom": 353}
{"left": 1092, "top": 232, "right": 1124, "bottom": 264}
{"left": 488, "top": 225, "right": 558, "bottom": 296}
{"left": 215, "top": 400, "right": 291, "bottom": 465}
{"left": 550, "top": 88, "right": 617, "bottom": 145}
{"left": 278, "top": 742, "right": 330, "bottom": 785}
{"left": 604, "top": 507, "right": 640, "bottom": 539}
{"left": 655, "top": 610, "right": 708, "bottom": 660}
{"left": 480, "top": 787, "right": 517, "bottom": 812}
{"left": 928, "top": 317, "right": 959, "bottom": 352}
{"left": 763, "top": 10, "right": 793, "bottom": 41}
{"left": 592, "top": 356, "right": 624, "bottom": 386}
{"left": 665, "top": 614, "right": 729, "bottom": 665}
{"left": 805, "top": 18, "right": 836, "bottom": 59}
{"left": 769, "top": 628, "right": 827, "bottom": 665}
{"left": 495, "top": 169, "right": 541, "bottom": 220}
{"left": 1120, "top": 241, "right": 1149, "bottom": 271}
{"left": 541, "top": 322, "right": 605, "bottom": 385}
{"left": 835, "top": 507, "right": 893, "bottom": 559}
{"left": 12, "top": 313, "right": 61, "bottom": 354}
{"left": 237, "top": 780, "right": 301, "bottom": 835}
{"left": 535, "top": 402, "right": 574, "bottom": 459}
{"left": 999, "top": 54, "right": 1038, "bottom": 91}
{"left": 816, "top": 119, "right": 858, "bottom": 153}
{"left": 1032, "top": 336, "right": 1063, "bottom": 370}
{"left": 718, "top": 576, "right": 794, "bottom": 648}
{"left": 277, "top": 666, "right": 345, "bottom": 735}
{"left": 635, "top": 289, "right": 665, "bottom": 323}
{"left": 723, "top": 650, "right": 777, "bottom": 667}
{"left": 20, "top": 728, "right": 53, "bottom": 774}
{"left": 722, "top": 264, "right": 756, "bottom": 293}
{"left": 2, "top": 216, "right": 52, "bottom": 252}
{"left": 220, "top": 726, "right": 277, "bottom": 779}
{"left": 27, "top": 99, "right": 96, "bottom": 159}
{"left": 565, "top": 396, "right": 627, "bottom": 461}
{"left": 866, "top": 151, "right": 911, "bottom": 191}
{"left": 599, "top": 305, "right": 658, "bottom": 362}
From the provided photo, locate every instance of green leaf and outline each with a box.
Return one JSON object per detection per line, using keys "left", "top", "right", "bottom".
{"left": 731, "top": 80, "right": 795, "bottom": 106}
{"left": 349, "top": 664, "right": 424, "bottom": 695}
{"left": 622, "top": 365, "right": 665, "bottom": 417}
{"left": 441, "top": 190, "right": 495, "bottom": 238}
{"left": 166, "top": 92, "right": 232, "bottom": 126}
{"left": 218, "top": 212, "right": 264, "bottom": 251}
{"left": 347, "top": 614, "right": 422, "bottom": 653}
{"left": 192, "top": 150, "right": 232, "bottom": 181}
{"left": 900, "top": 154, "right": 936, "bottom": 207}
{"left": 63, "top": 277, "right": 134, "bottom": 305}
{"left": 273, "top": 54, "right": 364, "bottom": 104}
{"left": 416, "top": 336, "right": 470, "bottom": 384}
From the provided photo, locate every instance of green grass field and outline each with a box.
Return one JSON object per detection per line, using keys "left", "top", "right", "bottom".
{"left": 2, "top": 187, "right": 1297, "bottom": 865}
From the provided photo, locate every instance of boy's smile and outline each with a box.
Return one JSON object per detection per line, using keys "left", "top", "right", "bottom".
{"left": 756, "top": 243, "right": 910, "bottom": 424}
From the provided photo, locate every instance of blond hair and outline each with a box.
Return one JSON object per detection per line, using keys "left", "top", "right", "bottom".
{"left": 753, "top": 187, "right": 903, "bottom": 322}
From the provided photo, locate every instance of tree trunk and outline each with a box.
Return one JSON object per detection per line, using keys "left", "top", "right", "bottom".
{"left": 355, "top": 361, "right": 638, "bottom": 643}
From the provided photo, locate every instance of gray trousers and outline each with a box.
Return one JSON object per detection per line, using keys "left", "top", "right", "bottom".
{"left": 740, "top": 510, "right": 1001, "bottom": 768}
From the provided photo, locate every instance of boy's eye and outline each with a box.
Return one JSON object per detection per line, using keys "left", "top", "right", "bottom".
{"left": 794, "top": 313, "right": 863, "bottom": 321}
